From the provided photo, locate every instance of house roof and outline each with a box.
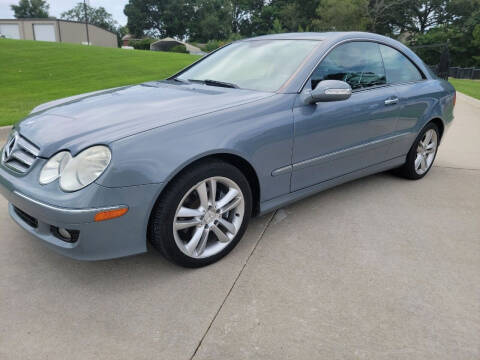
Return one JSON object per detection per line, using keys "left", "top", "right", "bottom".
{"left": 151, "top": 37, "right": 204, "bottom": 55}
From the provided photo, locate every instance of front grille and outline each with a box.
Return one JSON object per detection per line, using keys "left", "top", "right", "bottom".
{"left": 13, "top": 206, "right": 38, "bottom": 228}
{"left": 1, "top": 132, "right": 40, "bottom": 174}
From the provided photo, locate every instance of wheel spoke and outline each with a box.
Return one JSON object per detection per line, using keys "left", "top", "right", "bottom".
{"left": 415, "top": 154, "right": 422, "bottom": 170}
{"left": 424, "top": 130, "right": 433, "bottom": 145}
{"left": 420, "top": 155, "right": 427, "bottom": 171}
{"left": 196, "top": 181, "right": 209, "bottom": 210}
{"left": 209, "top": 179, "right": 217, "bottom": 207}
{"left": 218, "top": 197, "right": 241, "bottom": 215}
{"left": 185, "top": 226, "right": 205, "bottom": 255}
{"left": 175, "top": 218, "right": 202, "bottom": 230}
{"left": 211, "top": 224, "right": 230, "bottom": 243}
{"left": 216, "top": 188, "right": 239, "bottom": 209}
{"left": 217, "top": 217, "right": 236, "bottom": 234}
{"left": 196, "top": 228, "right": 210, "bottom": 256}
{"left": 178, "top": 206, "right": 204, "bottom": 217}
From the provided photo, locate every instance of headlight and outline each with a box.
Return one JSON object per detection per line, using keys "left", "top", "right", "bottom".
{"left": 39, "top": 151, "right": 72, "bottom": 184}
{"left": 59, "top": 146, "right": 111, "bottom": 192}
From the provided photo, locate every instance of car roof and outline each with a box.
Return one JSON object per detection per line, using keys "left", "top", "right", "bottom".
{"left": 245, "top": 32, "right": 390, "bottom": 42}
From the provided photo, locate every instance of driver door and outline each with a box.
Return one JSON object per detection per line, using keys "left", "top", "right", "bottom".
{"left": 292, "top": 41, "right": 400, "bottom": 191}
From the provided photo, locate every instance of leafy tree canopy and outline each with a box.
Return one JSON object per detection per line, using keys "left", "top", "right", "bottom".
{"left": 61, "top": 3, "right": 118, "bottom": 33}
{"left": 123, "top": 0, "right": 480, "bottom": 66}
{"left": 11, "top": 0, "right": 49, "bottom": 18}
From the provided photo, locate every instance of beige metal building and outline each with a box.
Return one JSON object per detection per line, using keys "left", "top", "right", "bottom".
{"left": 0, "top": 18, "right": 117, "bottom": 48}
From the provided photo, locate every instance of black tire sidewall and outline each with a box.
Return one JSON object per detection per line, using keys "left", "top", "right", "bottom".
{"left": 149, "top": 160, "right": 252, "bottom": 267}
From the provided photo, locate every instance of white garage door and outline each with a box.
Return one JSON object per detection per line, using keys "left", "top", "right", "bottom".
{"left": 33, "top": 24, "right": 56, "bottom": 42}
{"left": 0, "top": 24, "right": 20, "bottom": 39}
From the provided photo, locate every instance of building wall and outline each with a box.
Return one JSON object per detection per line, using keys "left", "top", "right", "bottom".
{"left": 58, "top": 21, "right": 117, "bottom": 48}
{"left": 0, "top": 19, "right": 117, "bottom": 48}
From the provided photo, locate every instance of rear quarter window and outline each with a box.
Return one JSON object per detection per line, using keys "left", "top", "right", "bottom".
{"left": 379, "top": 45, "right": 423, "bottom": 84}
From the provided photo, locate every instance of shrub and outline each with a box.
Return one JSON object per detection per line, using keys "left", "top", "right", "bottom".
{"left": 129, "top": 38, "right": 156, "bottom": 50}
{"left": 204, "top": 34, "right": 244, "bottom": 52}
{"left": 169, "top": 44, "right": 188, "bottom": 53}
{"left": 204, "top": 40, "right": 226, "bottom": 52}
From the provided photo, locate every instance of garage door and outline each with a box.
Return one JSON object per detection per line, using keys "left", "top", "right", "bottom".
{"left": 33, "top": 24, "right": 56, "bottom": 42}
{"left": 0, "top": 24, "right": 20, "bottom": 39}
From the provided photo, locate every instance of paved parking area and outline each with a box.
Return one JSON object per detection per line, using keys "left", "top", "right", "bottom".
{"left": 1, "top": 94, "right": 479, "bottom": 359}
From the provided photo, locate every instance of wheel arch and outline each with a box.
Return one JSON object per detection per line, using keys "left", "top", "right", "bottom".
{"left": 146, "top": 151, "right": 261, "bottom": 238}
{"left": 421, "top": 117, "right": 445, "bottom": 144}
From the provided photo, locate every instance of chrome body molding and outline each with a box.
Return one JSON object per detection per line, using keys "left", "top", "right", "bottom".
{"left": 272, "top": 132, "right": 409, "bottom": 176}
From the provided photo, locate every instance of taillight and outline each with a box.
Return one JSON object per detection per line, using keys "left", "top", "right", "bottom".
{"left": 453, "top": 92, "right": 456, "bottom": 107}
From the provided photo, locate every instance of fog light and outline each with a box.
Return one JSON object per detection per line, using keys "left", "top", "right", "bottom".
{"left": 50, "top": 226, "right": 80, "bottom": 243}
{"left": 58, "top": 227, "right": 71, "bottom": 240}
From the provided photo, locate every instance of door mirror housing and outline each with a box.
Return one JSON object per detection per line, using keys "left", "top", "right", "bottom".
{"left": 303, "top": 80, "right": 352, "bottom": 104}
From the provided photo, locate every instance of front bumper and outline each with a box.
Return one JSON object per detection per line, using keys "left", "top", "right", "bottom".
{"left": 0, "top": 161, "right": 163, "bottom": 260}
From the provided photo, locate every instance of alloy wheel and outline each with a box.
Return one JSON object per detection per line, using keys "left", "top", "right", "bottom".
{"left": 415, "top": 129, "right": 438, "bottom": 175}
{"left": 173, "top": 176, "right": 245, "bottom": 259}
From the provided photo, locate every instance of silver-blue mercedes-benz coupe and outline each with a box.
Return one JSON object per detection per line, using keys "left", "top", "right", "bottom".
{"left": 0, "top": 32, "right": 455, "bottom": 267}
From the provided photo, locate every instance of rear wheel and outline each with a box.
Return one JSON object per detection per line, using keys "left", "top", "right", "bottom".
{"left": 395, "top": 123, "right": 439, "bottom": 179}
{"left": 149, "top": 160, "right": 252, "bottom": 267}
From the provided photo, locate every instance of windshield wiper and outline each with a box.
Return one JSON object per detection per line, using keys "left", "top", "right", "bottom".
{"left": 188, "top": 79, "right": 239, "bottom": 89}
{"left": 169, "top": 77, "right": 188, "bottom": 83}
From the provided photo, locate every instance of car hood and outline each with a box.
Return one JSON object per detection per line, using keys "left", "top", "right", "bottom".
{"left": 17, "top": 82, "right": 273, "bottom": 158}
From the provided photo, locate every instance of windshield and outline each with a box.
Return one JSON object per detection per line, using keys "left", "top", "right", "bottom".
{"left": 176, "top": 40, "right": 320, "bottom": 92}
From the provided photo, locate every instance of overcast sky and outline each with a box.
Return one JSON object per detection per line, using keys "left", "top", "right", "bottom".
{"left": 0, "top": 0, "right": 128, "bottom": 25}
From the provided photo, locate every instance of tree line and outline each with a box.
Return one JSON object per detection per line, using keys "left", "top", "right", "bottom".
{"left": 9, "top": 0, "right": 480, "bottom": 66}
{"left": 124, "top": 0, "right": 479, "bottom": 66}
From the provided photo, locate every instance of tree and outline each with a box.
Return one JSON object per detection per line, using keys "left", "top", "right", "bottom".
{"left": 366, "top": 0, "right": 412, "bottom": 34}
{"left": 412, "top": 0, "right": 480, "bottom": 66}
{"left": 61, "top": 3, "right": 118, "bottom": 33}
{"left": 312, "top": 0, "right": 369, "bottom": 31}
{"left": 406, "top": 0, "right": 448, "bottom": 33}
{"left": 11, "top": 0, "right": 49, "bottom": 18}
{"left": 124, "top": 0, "right": 193, "bottom": 39}
{"left": 189, "top": 0, "right": 232, "bottom": 42}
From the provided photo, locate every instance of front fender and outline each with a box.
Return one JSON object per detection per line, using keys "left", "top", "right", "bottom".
{"left": 97, "top": 94, "right": 296, "bottom": 203}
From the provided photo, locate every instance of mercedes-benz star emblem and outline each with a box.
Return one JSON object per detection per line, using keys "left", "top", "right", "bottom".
{"left": 2, "top": 133, "right": 18, "bottom": 163}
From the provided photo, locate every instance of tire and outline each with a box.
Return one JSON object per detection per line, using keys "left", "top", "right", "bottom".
{"left": 395, "top": 122, "right": 440, "bottom": 180}
{"left": 149, "top": 159, "right": 252, "bottom": 267}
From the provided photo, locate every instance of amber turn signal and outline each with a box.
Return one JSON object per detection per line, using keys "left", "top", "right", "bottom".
{"left": 94, "top": 207, "right": 128, "bottom": 222}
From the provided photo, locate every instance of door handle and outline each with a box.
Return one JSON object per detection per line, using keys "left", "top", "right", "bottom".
{"left": 384, "top": 97, "right": 399, "bottom": 105}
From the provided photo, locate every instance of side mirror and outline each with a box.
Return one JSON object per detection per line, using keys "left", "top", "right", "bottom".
{"left": 303, "top": 80, "right": 352, "bottom": 104}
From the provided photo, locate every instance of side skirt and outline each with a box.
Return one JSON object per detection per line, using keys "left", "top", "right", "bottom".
{"left": 258, "top": 155, "right": 406, "bottom": 216}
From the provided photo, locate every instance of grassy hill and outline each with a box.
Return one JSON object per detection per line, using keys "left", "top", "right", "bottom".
{"left": 0, "top": 39, "right": 200, "bottom": 126}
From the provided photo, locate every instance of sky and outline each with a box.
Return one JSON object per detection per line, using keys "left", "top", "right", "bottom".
{"left": 0, "top": 0, "right": 129, "bottom": 25}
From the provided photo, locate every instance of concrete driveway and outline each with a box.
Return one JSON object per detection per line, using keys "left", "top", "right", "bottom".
{"left": 1, "top": 93, "right": 479, "bottom": 360}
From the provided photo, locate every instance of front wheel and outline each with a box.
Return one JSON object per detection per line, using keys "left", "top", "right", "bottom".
{"left": 149, "top": 160, "right": 252, "bottom": 267}
{"left": 395, "top": 122, "right": 440, "bottom": 180}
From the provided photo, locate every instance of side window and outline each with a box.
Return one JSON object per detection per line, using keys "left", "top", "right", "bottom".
{"left": 310, "top": 42, "right": 386, "bottom": 91}
{"left": 379, "top": 45, "right": 423, "bottom": 84}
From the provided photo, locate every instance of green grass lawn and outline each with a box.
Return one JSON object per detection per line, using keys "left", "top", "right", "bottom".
{"left": 449, "top": 78, "right": 480, "bottom": 100}
{"left": 0, "top": 39, "right": 200, "bottom": 126}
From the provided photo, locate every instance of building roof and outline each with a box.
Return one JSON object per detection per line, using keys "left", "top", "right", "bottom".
{"left": 151, "top": 37, "right": 205, "bottom": 55}
{"left": 0, "top": 18, "right": 117, "bottom": 36}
